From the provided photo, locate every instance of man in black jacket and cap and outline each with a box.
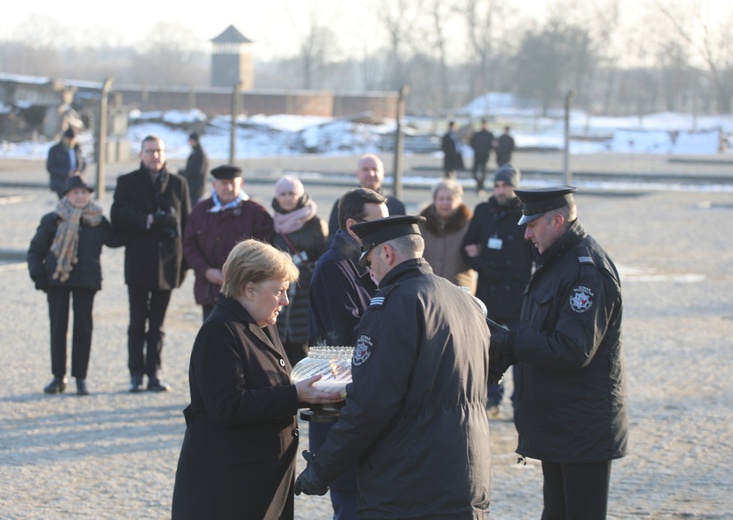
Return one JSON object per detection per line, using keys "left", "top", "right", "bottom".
{"left": 297, "top": 215, "right": 492, "bottom": 519}
{"left": 46, "top": 127, "right": 86, "bottom": 199}
{"left": 490, "top": 186, "right": 628, "bottom": 520}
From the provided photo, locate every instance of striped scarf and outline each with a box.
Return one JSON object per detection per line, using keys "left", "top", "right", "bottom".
{"left": 50, "top": 198, "right": 103, "bottom": 282}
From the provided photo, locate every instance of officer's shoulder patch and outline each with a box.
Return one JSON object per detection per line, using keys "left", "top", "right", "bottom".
{"left": 576, "top": 245, "right": 595, "bottom": 266}
{"left": 569, "top": 285, "right": 594, "bottom": 313}
{"left": 353, "top": 335, "right": 374, "bottom": 366}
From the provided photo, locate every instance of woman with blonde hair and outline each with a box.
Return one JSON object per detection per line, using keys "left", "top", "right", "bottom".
{"left": 172, "top": 239, "right": 342, "bottom": 520}
{"left": 418, "top": 178, "right": 476, "bottom": 293}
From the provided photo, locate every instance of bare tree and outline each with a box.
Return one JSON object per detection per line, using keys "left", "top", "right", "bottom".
{"left": 377, "top": 0, "right": 419, "bottom": 90}
{"left": 133, "top": 22, "right": 208, "bottom": 87}
{"left": 656, "top": 1, "right": 733, "bottom": 113}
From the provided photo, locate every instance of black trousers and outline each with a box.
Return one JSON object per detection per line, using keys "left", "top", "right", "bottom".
{"left": 127, "top": 286, "right": 172, "bottom": 379}
{"left": 46, "top": 287, "right": 96, "bottom": 379}
{"left": 541, "top": 460, "right": 612, "bottom": 520}
{"left": 472, "top": 154, "right": 489, "bottom": 190}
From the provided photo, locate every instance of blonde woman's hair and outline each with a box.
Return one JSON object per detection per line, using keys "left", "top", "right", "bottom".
{"left": 221, "top": 239, "right": 299, "bottom": 297}
{"left": 432, "top": 178, "right": 463, "bottom": 201}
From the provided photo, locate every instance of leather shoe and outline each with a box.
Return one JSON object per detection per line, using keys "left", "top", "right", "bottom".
{"left": 147, "top": 378, "right": 171, "bottom": 392}
{"left": 129, "top": 376, "right": 144, "bottom": 393}
{"left": 44, "top": 376, "right": 67, "bottom": 394}
{"left": 76, "top": 378, "right": 89, "bottom": 396}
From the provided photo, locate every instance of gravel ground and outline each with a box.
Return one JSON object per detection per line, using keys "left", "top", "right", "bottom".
{"left": 1, "top": 156, "right": 732, "bottom": 519}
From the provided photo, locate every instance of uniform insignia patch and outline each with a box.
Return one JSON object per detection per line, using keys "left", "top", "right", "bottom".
{"left": 353, "top": 335, "right": 373, "bottom": 366}
{"left": 569, "top": 286, "right": 593, "bottom": 313}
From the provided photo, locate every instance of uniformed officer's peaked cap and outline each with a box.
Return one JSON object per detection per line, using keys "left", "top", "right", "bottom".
{"left": 352, "top": 215, "right": 425, "bottom": 267}
{"left": 515, "top": 186, "right": 576, "bottom": 225}
{"left": 210, "top": 165, "right": 242, "bottom": 180}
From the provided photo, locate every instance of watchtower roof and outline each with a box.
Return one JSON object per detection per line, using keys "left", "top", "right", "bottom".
{"left": 211, "top": 25, "right": 253, "bottom": 43}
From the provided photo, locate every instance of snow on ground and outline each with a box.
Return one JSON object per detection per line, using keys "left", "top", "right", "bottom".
{"left": 2, "top": 95, "right": 732, "bottom": 160}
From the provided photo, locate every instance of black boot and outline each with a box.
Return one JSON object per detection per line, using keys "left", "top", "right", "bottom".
{"left": 76, "top": 378, "right": 90, "bottom": 396}
{"left": 44, "top": 376, "right": 67, "bottom": 394}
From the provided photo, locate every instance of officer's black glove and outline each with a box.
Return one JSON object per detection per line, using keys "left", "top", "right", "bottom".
{"left": 294, "top": 450, "right": 329, "bottom": 496}
{"left": 489, "top": 352, "right": 517, "bottom": 385}
{"left": 489, "top": 329, "right": 517, "bottom": 358}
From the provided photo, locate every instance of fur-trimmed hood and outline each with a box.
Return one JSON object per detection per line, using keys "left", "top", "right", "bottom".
{"left": 419, "top": 203, "right": 472, "bottom": 236}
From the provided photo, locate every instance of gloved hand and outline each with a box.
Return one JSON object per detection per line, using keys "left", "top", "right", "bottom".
{"left": 32, "top": 275, "right": 48, "bottom": 292}
{"left": 489, "top": 329, "right": 517, "bottom": 358}
{"left": 152, "top": 210, "right": 177, "bottom": 228}
{"left": 489, "top": 352, "right": 517, "bottom": 386}
{"left": 294, "top": 450, "right": 329, "bottom": 496}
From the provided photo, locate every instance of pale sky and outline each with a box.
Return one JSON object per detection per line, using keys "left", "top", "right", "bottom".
{"left": 2, "top": 0, "right": 730, "bottom": 64}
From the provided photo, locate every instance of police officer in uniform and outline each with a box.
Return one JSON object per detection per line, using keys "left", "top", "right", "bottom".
{"left": 296, "top": 216, "right": 492, "bottom": 519}
{"left": 490, "top": 187, "right": 628, "bottom": 520}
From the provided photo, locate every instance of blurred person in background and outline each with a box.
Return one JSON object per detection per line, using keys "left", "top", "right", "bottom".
{"left": 179, "top": 131, "right": 209, "bottom": 208}
{"left": 270, "top": 175, "right": 328, "bottom": 367}
{"left": 327, "top": 154, "right": 405, "bottom": 243}
{"left": 469, "top": 118, "right": 495, "bottom": 193}
{"left": 28, "top": 175, "right": 123, "bottom": 396}
{"left": 418, "top": 178, "right": 476, "bottom": 294}
{"left": 183, "top": 165, "right": 273, "bottom": 321}
{"left": 46, "top": 127, "right": 85, "bottom": 199}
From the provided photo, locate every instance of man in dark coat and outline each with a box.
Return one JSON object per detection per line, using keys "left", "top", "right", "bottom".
{"left": 441, "top": 120, "right": 465, "bottom": 178}
{"left": 326, "top": 154, "right": 405, "bottom": 243}
{"left": 179, "top": 132, "right": 209, "bottom": 208}
{"left": 111, "top": 135, "right": 191, "bottom": 393}
{"left": 469, "top": 119, "right": 495, "bottom": 193}
{"left": 490, "top": 186, "right": 628, "bottom": 520}
{"left": 46, "top": 127, "right": 86, "bottom": 198}
{"left": 462, "top": 164, "right": 534, "bottom": 414}
{"left": 183, "top": 165, "right": 273, "bottom": 320}
{"left": 496, "top": 126, "right": 516, "bottom": 167}
{"left": 297, "top": 216, "right": 492, "bottom": 519}
{"left": 309, "top": 188, "right": 388, "bottom": 520}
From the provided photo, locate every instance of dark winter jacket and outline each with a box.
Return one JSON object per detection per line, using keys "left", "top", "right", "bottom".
{"left": 311, "top": 259, "right": 491, "bottom": 519}
{"left": 183, "top": 196, "right": 273, "bottom": 306}
{"left": 271, "top": 204, "right": 327, "bottom": 346}
{"left": 27, "top": 213, "right": 118, "bottom": 291}
{"left": 513, "top": 220, "right": 628, "bottom": 463}
{"left": 180, "top": 144, "right": 209, "bottom": 205}
{"left": 470, "top": 129, "right": 494, "bottom": 162}
{"left": 111, "top": 164, "right": 191, "bottom": 290}
{"left": 462, "top": 196, "right": 534, "bottom": 323}
{"left": 46, "top": 141, "right": 86, "bottom": 195}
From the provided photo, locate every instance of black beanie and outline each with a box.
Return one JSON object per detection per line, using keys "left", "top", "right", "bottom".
{"left": 494, "top": 164, "right": 520, "bottom": 188}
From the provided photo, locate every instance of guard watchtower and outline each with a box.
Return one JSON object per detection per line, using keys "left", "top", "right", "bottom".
{"left": 211, "top": 25, "right": 253, "bottom": 89}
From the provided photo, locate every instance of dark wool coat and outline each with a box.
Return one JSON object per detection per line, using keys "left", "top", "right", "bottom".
{"left": 441, "top": 131, "right": 465, "bottom": 171}
{"left": 513, "top": 221, "right": 628, "bottom": 463}
{"left": 183, "top": 197, "right": 273, "bottom": 306}
{"left": 111, "top": 164, "right": 190, "bottom": 290}
{"left": 470, "top": 129, "right": 494, "bottom": 163}
{"left": 180, "top": 144, "right": 209, "bottom": 204}
{"left": 171, "top": 295, "right": 299, "bottom": 520}
{"left": 308, "top": 231, "right": 377, "bottom": 347}
{"left": 419, "top": 203, "right": 475, "bottom": 292}
{"left": 271, "top": 211, "right": 327, "bottom": 346}
{"left": 462, "top": 196, "right": 534, "bottom": 324}
{"left": 27, "top": 213, "right": 118, "bottom": 290}
{"left": 312, "top": 259, "right": 491, "bottom": 519}
{"left": 46, "top": 141, "right": 86, "bottom": 195}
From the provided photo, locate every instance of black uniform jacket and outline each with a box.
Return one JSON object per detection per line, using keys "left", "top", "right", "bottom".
{"left": 513, "top": 220, "right": 628, "bottom": 463}
{"left": 312, "top": 259, "right": 492, "bottom": 519}
{"left": 171, "top": 295, "right": 300, "bottom": 520}
{"left": 462, "top": 196, "right": 534, "bottom": 323}
{"left": 111, "top": 164, "right": 190, "bottom": 290}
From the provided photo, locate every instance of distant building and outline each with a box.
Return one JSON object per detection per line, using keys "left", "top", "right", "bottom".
{"left": 211, "top": 25, "right": 254, "bottom": 89}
